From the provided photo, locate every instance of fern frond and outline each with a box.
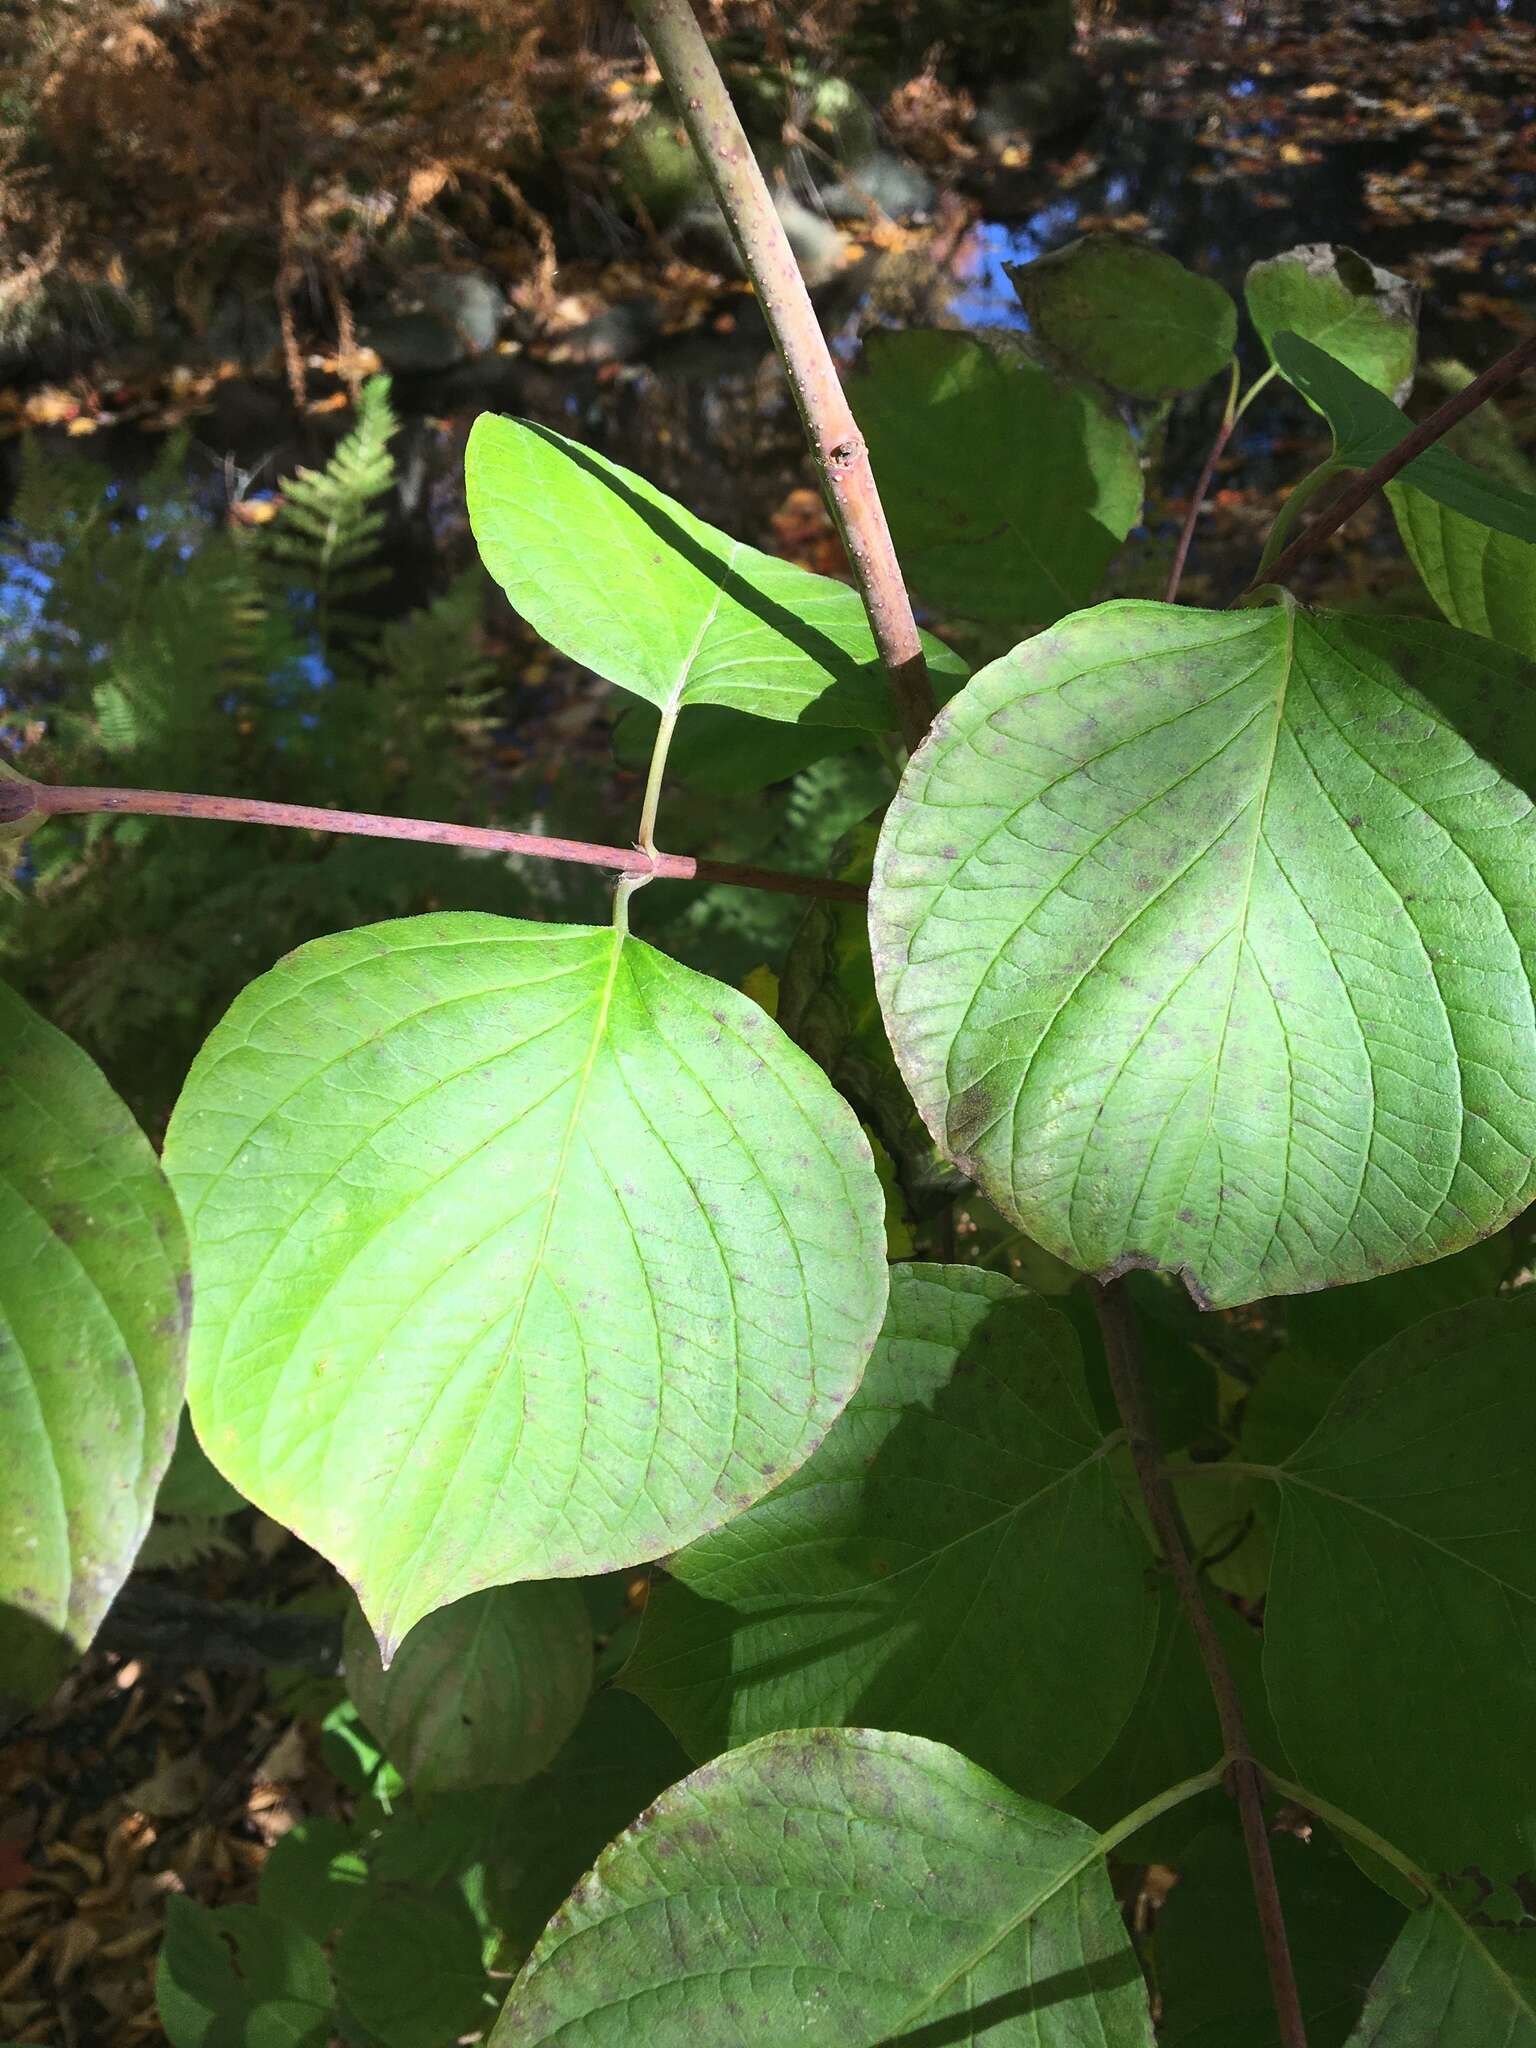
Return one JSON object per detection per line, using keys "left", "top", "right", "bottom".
{"left": 137, "top": 1516, "right": 245, "bottom": 1572}
{"left": 264, "top": 376, "right": 399, "bottom": 644}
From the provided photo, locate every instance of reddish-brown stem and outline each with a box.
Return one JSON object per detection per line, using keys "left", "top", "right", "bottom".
{"left": 628, "top": 0, "right": 935, "bottom": 754}
{"left": 1257, "top": 325, "right": 1536, "bottom": 589}
{"left": 1166, "top": 372, "right": 1239, "bottom": 603}
{"left": 8, "top": 779, "right": 866, "bottom": 905}
{"left": 1093, "top": 1278, "right": 1308, "bottom": 2048}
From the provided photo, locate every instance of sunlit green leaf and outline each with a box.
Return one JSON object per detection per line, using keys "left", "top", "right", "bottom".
{"left": 1264, "top": 1294, "right": 1536, "bottom": 1888}
{"left": 466, "top": 414, "right": 967, "bottom": 731}
{"left": 849, "top": 329, "right": 1142, "bottom": 624}
{"left": 0, "top": 980, "right": 188, "bottom": 1724}
{"left": 870, "top": 598, "right": 1536, "bottom": 1309}
{"left": 1245, "top": 245, "right": 1418, "bottom": 402}
{"left": 342, "top": 1581, "right": 591, "bottom": 1794}
{"left": 157, "top": 1899, "right": 332, "bottom": 2048}
{"left": 164, "top": 913, "right": 888, "bottom": 1650}
{"left": 1273, "top": 333, "right": 1536, "bottom": 544}
{"left": 626, "top": 1263, "right": 1155, "bottom": 1800}
{"left": 491, "top": 1728, "right": 1154, "bottom": 2045}
{"left": 1009, "top": 234, "right": 1237, "bottom": 398}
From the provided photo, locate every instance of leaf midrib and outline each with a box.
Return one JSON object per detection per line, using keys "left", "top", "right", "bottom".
{"left": 415, "top": 932, "right": 629, "bottom": 1523}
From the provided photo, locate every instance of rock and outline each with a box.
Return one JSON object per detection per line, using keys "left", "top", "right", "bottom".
{"left": 543, "top": 298, "right": 663, "bottom": 366}
{"left": 363, "top": 267, "right": 504, "bottom": 373}
{"left": 818, "top": 151, "right": 937, "bottom": 223}
{"left": 673, "top": 191, "right": 849, "bottom": 290}
{"left": 202, "top": 289, "right": 286, "bottom": 365}
{"left": 609, "top": 111, "right": 710, "bottom": 230}
{"left": 977, "top": 58, "right": 1096, "bottom": 146}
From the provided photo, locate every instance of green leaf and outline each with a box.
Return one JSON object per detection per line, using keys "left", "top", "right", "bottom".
{"left": 259, "top": 1819, "right": 369, "bottom": 1945}
{"left": 849, "top": 329, "right": 1142, "bottom": 625}
{"left": 319, "top": 1700, "right": 402, "bottom": 1802}
{"left": 1388, "top": 478, "right": 1536, "bottom": 658}
{"left": 484, "top": 1688, "right": 689, "bottom": 1965}
{"left": 334, "top": 1890, "right": 494, "bottom": 2048}
{"left": 1008, "top": 234, "right": 1237, "bottom": 398}
{"left": 1346, "top": 1907, "right": 1536, "bottom": 2045}
{"left": 1066, "top": 1587, "right": 1276, "bottom": 1861}
{"left": 1263, "top": 1293, "right": 1536, "bottom": 1888}
{"left": 491, "top": 1728, "right": 1155, "bottom": 2044}
{"left": 1272, "top": 333, "right": 1536, "bottom": 545}
{"left": 156, "top": 1410, "right": 247, "bottom": 1518}
{"left": 342, "top": 1580, "right": 591, "bottom": 1793}
{"left": 0, "top": 979, "right": 189, "bottom": 1723}
{"left": 465, "top": 415, "right": 968, "bottom": 731}
{"left": 165, "top": 913, "right": 888, "bottom": 1650}
{"left": 612, "top": 696, "right": 866, "bottom": 796}
{"left": 777, "top": 822, "right": 966, "bottom": 1219}
{"left": 1159, "top": 1819, "right": 1403, "bottom": 2046}
{"left": 1242, "top": 1229, "right": 1511, "bottom": 1465}
{"left": 1245, "top": 245, "right": 1418, "bottom": 402}
{"left": 870, "top": 598, "right": 1536, "bottom": 1310}
{"left": 626, "top": 1263, "right": 1153, "bottom": 1800}
{"left": 156, "top": 1899, "right": 333, "bottom": 2048}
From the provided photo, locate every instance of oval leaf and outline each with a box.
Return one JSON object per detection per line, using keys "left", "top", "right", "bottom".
{"left": 849, "top": 329, "right": 1142, "bottom": 625}
{"left": 164, "top": 913, "right": 888, "bottom": 1650}
{"left": 1245, "top": 245, "right": 1419, "bottom": 402}
{"left": 625, "top": 1263, "right": 1155, "bottom": 1801}
{"left": 0, "top": 980, "right": 189, "bottom": 1723}
{"left": 491, "top": 1728, "right": 1154, "bottom": 2045}
{"left": 1008, "top": 234, "right": 1237, "bottom": 398}
{"left": 343, "top": 1580, "right": 592, "bottom": 1793}
{"left": 1263, "top": 1292, "right": 1536, "bottom": 1889}
{"left": 465, "top": 415, "right": 968, "bottom": 731}
{"left": 870, "top": 598, "right": 1536, "bottom": 1309}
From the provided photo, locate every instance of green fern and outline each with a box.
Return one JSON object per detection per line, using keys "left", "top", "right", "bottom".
{"left": 0, "top": 381, "right": 526, "bottom": 1125}
{"left": 263, "top": 374, "right": 399, "bottom": 671}
{"left": 136, "top": 1517, "right": 245, "bottom": 1573}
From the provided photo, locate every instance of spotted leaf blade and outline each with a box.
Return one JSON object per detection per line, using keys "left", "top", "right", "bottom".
{"left": 490, "top": 1728, "right": 1154, "bottom": 2045}
{"left": 870, "top": 599, "right": 1536, "bottom": 1309}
